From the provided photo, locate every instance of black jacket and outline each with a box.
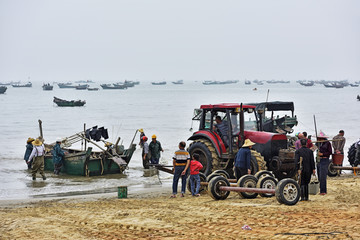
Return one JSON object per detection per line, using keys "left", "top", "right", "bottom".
{"left": 295, "top": 147, "right": 315, "bottom": 173}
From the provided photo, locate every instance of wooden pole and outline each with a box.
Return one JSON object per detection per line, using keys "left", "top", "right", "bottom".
{"left": 38, "top": 119, "right": 43, "bottom": 138}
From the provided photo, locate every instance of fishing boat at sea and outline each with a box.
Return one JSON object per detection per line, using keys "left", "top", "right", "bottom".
{"left": 42, "top": 83, "right": 53, "bottom": 91}
{"left": 75, "top": 84, "right": 89, "bottom": 90}
{"left": 38, "top": 121, "right": 137, "bottom": 176}
{"left": 172, "top": 80, "right": 184, "bottom": 84}
{"left": 87, "top": 87, "right": 99, "bottom": 91}
{"left": 0, "top": 86, "right": 7, "bottom": 94}
{"left": 53, "top": 96, "right": 86, "bottom": 107}
{"left": 58, "top": 83, "right": 76, "bottom": 88}
{"left": 151, "top": 81, "right": 167, "bottom": 85}
{"left": 298, "top": 80, "right": 314, "bottom": 87}
{"left": 12, "top": 82, "right": 32, "bottom": 88}
{"left": 100, "top": 84, "right": 127, "bottom": 89}
{"left": 323, "top": 82, "right": 344, "bottom": 88}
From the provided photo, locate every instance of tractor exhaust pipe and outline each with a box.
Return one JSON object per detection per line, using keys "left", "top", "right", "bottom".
{"left": 240, "top": 103, "right": 245, "bottom": 146}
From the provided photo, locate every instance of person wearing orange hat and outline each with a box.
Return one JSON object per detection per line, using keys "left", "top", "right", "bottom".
{"left": 141, "top": 136, "right": 150, "bottom": 169}
{"left": 316, "top": 132, "right": 332, "bottom": 195}
{"left": 24, "top": 137, "right": 35, "bottom": 169}
{"left": 148, "top": 134, "right": 163, "bottom": 165}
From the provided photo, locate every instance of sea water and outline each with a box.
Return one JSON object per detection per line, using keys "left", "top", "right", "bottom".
{"left": 0, "top": 81, "right": 359, "bottom": 200}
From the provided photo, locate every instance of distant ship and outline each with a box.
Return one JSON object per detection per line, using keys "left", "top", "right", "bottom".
{"left": 12, "top": 82, "right": 32, "bottom": 88}
{"left": 42, "top": 83, "right": 53, "bottom": 91}
{"left": 58, "top": 83, "right": 76, "bottom": 88}
{"left": 151, "top": 81, "right": 167, "bottom": 85}
{"left": 172, "top": 80, "right": 184, "bottom": 84}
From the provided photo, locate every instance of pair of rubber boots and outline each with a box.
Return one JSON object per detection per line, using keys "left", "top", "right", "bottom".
{"left": 32, "top": 175, "right": 46, "bottom": 181}
{"left": 300, "top": 185, "right": 309, "bottom": 201}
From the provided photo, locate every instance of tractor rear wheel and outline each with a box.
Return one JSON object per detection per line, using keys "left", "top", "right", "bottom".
{"left": 188, "top": 140, "right": 220, "bottom": 176}
{"left": 348, "top": 143, "right": 357, "bottom": 166}
{"left": 250, "top": 150, "right": 267, "bottom": 174}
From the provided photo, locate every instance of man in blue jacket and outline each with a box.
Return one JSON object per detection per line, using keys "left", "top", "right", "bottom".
{"left": 53, "top": 138, "right": 65, "bottom": 175}
{"left": 234, "top": 139, "right": 255, "bottom": 180}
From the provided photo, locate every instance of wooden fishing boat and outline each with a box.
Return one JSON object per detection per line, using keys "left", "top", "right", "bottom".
{"left": 42, "top": 83, "right": 53, "bottom": 90}
{"left": 87, "top": 87, "right": 99, "bottom": 91}
{"left": 0, "top": 86, "right": 7, "bottom": 94}
{"left": 75, "top": 84, "right": 89, "bottom": 90}
{"left": 53, "top": 96, "right": 86, "bottom": 107}
{"left": 100, "top": 84, "right": 127, "bottom": 89}
{"left": 58, "top": 83, "right": 76, "bottom": 88}
{"left": 151, "top": 81, "right": 167, "bottom": 85}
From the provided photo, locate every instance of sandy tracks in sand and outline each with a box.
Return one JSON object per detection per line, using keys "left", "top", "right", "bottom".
{"left": 1, "top": 176, "right": 360, "bottom": 239}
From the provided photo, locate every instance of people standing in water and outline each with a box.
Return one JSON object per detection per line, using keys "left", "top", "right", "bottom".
{"left": 27, "top": 138, "right": 46, "bottom": 180}
{"left": 332, "top": 130, "right": 346, "bottom": 154}
{"left": 171, "top": 141, "right": 190, "bottom": 198}
{"left": 149, "top": 134, "right": 163, "bottom": 165}
{"left": 295, "top": 139, "right": 316, "bottom": 201}
{"left": 138, "top": 129, "right": 145, "bottom": 147}
{"left": 316, "top": 132, "right": 332, "bottom": 195}
{"left": 142, "top": 136, "right": 150, "bottom": 169}
{"left": 24, "top": 137, "right": 35, "bottom": 169}
{"left": 53, "top": 138, "right": 65, "bottom": 175}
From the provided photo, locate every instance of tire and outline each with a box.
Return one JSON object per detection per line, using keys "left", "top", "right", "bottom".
{"left": 237, "top": 175, "right": 258, "bottom": 199}
{"left": 212, "top": 170, "right": 230, "bottom": 179}
{"left": 256, "top": 176, "right": 277, "bottom": 197}
{"left": 250, "top": 150, "right": 267, "bottom": 174}
{"left": 254, "top": 170, "right": 275, "bottom": 180}
{"left": 208, "top": 176, "right": 230, "bottom": 200}
{"left": 188, "top": 140, "right": 219, "bottom": 176}
{"left": 187, "top": 172, "right": 207, "bottom": 193}
{"left": 327, "top": 161, "right": 338, "bottom": 177}
{"left": 275, "top": 178, "right": 300, "bottom": 205}
{"left": 347, "top": 143, "right": 357, "bottom": 166}
{"left": 206, "top": 173, "right": 221, "bottom": 183}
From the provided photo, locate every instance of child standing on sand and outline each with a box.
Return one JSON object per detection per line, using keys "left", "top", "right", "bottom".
{"left": 189, "top": 153, "right": 203, "bottom": 197}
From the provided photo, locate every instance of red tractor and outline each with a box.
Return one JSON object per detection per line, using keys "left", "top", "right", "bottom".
{"left": 187, "top": 103, "right": 296, "bottom": 180}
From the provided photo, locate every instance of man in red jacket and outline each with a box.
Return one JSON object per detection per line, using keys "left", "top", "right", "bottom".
{"left": 189, "top": 153, "right": 203, "bottom": 197}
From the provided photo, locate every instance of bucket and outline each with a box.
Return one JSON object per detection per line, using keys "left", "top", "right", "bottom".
{"left": 118, "top": 186, "right": 127, "bottom": 198}
{"left": 332, "top": 154, "right": 344, "bottom": 165}
{"left": 308, "top": 181, "right": 319, "bottom": 195}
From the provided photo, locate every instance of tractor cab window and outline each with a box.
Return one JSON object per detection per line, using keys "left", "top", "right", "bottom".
{"left": 230, "top": 112, "right": 240, "bottom": 134}
{"left": 204, "top": 110, "right": 212, "bottom": 129}
{"left": 244, "top": 109, "right": 258, "bottom": 131}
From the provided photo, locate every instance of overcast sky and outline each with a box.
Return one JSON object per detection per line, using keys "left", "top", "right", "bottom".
{"left": 1, "top": 0, "right": 359, "bottom": 82}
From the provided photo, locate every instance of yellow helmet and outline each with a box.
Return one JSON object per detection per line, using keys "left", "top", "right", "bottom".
{"left": 104, "top": 142, "right": 112, "bottom": 147}
{"left": 152, "top": 134, "right": 157, "bottom": 139}
{"left": 139, "top": 128, "right": 144, "bottom": 133}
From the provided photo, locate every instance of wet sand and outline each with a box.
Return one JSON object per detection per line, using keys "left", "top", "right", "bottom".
{"left": 1, "top": 175, "right": 360, "bottom": 240}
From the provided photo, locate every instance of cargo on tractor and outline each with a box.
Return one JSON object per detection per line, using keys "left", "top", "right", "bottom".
{"left": 188, "top": 103, "right": 297, "bottom": 180}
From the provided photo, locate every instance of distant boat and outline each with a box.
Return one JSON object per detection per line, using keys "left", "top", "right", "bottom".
{"left": 133, "top": 81, "right": 140, "bottom": 85}
{"left": 151, "top": 81, "right": 167, "bottom": 85}
{"left": 350, "top": 83, "right": 359, "bottom": 87}
{"left": 323, "top": 82, "right": 344, "bottom": 88}
{"left": 75, "top": 84, "right": 89, "bottom": 90}
{"left": 245, "top": 80, "right": 251, "bottom": 85}
{"left": 42, "top": 83, "right": 53, "bottom": 91}
{"left": 53, "top": 96, "right": 86, "bottom": 107}
{"left": 100, "top": 84, "right": 127, "bottom": 89}
{"left": 358, "top": 95, "right": 360, "bottom": 101}
{"left": 172, "top": 80, "right": 184, "bottom": 84}
{"left": 12, "top": 82, "right": 32, "bottom": 88}
{"left": 0, "top": 86, "right": 7, "bottom": 94}
{"left": 202, "top": 80, "right": 217, "bottom": 85}
{"left": 75, "top": 80, "right": 95, "bottom": 83}
{"left": 299, "top": 81, "right": 314, "bottom": 87}
{"left": 87, "top": 87, "right": 99, "bottom": 91}
{"left": 58, "top": 83, "right": 76, "bottom": 88}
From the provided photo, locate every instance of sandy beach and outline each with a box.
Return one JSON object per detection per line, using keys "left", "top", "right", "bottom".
{"left": 1, "top": 174, "right": 360, "bottom": 240}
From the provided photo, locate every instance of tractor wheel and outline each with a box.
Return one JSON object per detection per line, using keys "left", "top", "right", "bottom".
{"left": 250, "top": 150, "right": 267, "bottom": 174}
{"left": 347, "top": 143, "right": 357, "bottom": 166}
{"left": 254, "top": 170, "right": 275, "bottom": 180}
{"left": 256, "top": 176, "right": 277, "bottom": 197}
{"left": 275, "top": 178, "right": 300, "bottom": 205}
{"left": 212, "top": 170, "right": 230, "bottom": 179}
{"left": 208, "top": 176, "right": 230, "bottom": 200}
{"left": 187, "top": 173, "right": 207, "bottom": 193}
{"left": 188, "top": 140, "right": 220, "bottom": 176}
{"left": 206, "top": 173, "right": 221, "bottom": 183}
{"left": 237, "top": 175, "right": 258, "bottom": 199}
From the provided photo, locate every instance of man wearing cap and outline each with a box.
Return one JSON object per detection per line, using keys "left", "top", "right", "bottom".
{"left": 53, "top": 138, "right": 65, "bottom": 175}
{"left": 27, "top": 138, "right": 46, "bottom": 180}
{"left": 148, "top": 134, "right": 163, "bottom": 165}
{"left": 24, "top": 137, "right": 35, "bottom": 169}
{"left": 234, "top": 139, "right": 255, "bottom": 181}
{"left": 316, "top": 132, "right": 332, "bottom": 195}
{"left": 142, "top": 136, "right": 150, "bottom": 169}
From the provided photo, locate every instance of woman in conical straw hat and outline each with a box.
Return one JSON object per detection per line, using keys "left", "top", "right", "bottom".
{"left": 234, "top": 139, "right": 255, "bottom": 181}
{"left": 316, "top": 131, "right": 332, "bottom": 195}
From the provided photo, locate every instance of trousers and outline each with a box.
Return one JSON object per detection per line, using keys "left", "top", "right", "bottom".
{"left": 317, "top": 158, "right": 329, "bottom": 194}
{"left": 32, "top": 156, "right": 45, "bottom": 178}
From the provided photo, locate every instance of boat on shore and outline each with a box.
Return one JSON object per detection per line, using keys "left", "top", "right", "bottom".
{"left": 41, "top": 125, "right": 137, "bottom": 176}
{"left": 58, "top": 83, "right": 76, "bottom": 88}
{"left": 100, "top": 84, "right": 127, "bottom": 89}
{"left": 0, "top": 86, "right": 7, "bottom": 94}
{"left": 42, "top": 83, "right": 53, "bottom": 91}
{"left": 151, "top": 81, "right": 167, "bottom": 85}
{"left": 53, "top": 96, "right": 86, "bottom": 107}
{"left": 12, "top": 82, "right": 32, "bottom": 88}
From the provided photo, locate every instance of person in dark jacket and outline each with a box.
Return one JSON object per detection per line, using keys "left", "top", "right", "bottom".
{"left": 316, "top": 132, "right": 332, "bottom": 195}
{"left": 234, "top": 139, "right": 255, "bottom": 181}
{"left": 53, "top": 138, "right": 65, "bottom": 175}
{"left": 148, "top": 134, "right": 163, "bottom": 164}
{"left": 295, "top": 139, "right": 316, "bottom": 201}
{"left": 24, "top": 137, "right": 35, "bottom": 169}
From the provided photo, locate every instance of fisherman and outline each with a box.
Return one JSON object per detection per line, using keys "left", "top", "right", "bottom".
{"left": 142, "top": 136, "right": 150, "bottom": 169}
{"left": 295, "top": 133, "right": 305, "bottom": 150}
{"left": 53, "top": 138, "right": 65, "bottom": 175}
{"left": 234, "top": 139, "right": 255, "bottom": 181}
{"left": 138, "top": 129, "right": 145, "bottom": 148}
{"left": 214, "top": 116, "right": 229, "bottom": 147}
{"left": 295, "top": 139, "right": 316, "bottom": 201}
{"left": 332, "top": 130, "right": 346, "bottom": 154}
{"left": 148, "top": 134, "right": 163, "bottom": 165}
{"left": 27, "top": 138, "right": 46, "bottom": 180}
{"left": 316, "top": 132, "right": 332, "bottom": 195}
{"left": 171, "top": 141, "right": 190, "bottom": 198}
{"left": 24, "top": 137, "right": 35, "bottom": 169}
